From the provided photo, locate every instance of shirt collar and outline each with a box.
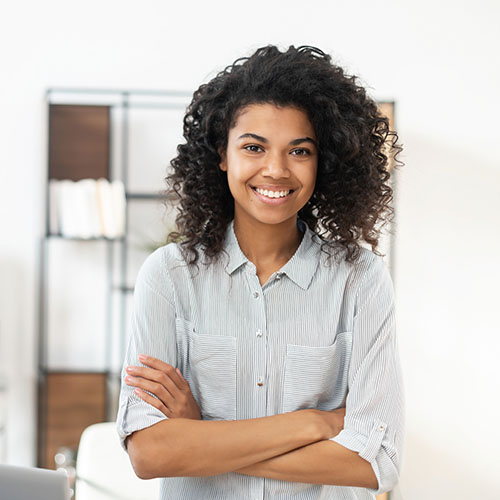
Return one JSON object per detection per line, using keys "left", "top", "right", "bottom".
{"left": 223, "top": 218, "right": 321, "bottom": 290}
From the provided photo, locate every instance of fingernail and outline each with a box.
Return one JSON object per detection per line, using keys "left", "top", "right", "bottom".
{"left": 126, "top": 366, "right": 134, "bottom": 373}
{"left": 125, "top": 376, "right": 132, "bottom": 383}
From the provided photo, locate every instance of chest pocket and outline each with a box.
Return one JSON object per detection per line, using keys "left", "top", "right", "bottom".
{"left": 175, "top": 318, "right": 237, "bottom": 421}
{"left": 281, "top": 331, "right": 352, "bottom": 413}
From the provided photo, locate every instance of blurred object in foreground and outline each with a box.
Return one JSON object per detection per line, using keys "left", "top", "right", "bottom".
{"left": 0, "top": 371, "right": 7, "bottom": 463}
{"left": 55, "top": 446, "right": 76, "bottom": 499}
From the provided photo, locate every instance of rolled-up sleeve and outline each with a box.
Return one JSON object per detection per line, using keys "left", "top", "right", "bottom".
{"left": 330, "top": 254, "right": 405, "bottom": 494}
{"left": 116, "top": 247, "right": 177, "bottom": 451}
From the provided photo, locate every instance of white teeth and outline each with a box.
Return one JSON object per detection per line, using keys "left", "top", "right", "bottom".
{"left": 255, "top": 188, "right": 291, "bottom": 198}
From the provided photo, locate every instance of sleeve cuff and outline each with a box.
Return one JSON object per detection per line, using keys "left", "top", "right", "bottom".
{"left": 116, "top": 397, "right": 169, "bottom": 452}
{"left": 329, "top": 420, "right": 398, "bottom": 495}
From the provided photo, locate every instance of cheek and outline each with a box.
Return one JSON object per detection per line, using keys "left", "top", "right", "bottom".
{"left": 226, "top": 160, "right": 254, "bottom": 189}
{"left": 225, "top": 169, "right": 249, "bottom": 201}
{"left": 300, "top": 166, "right": 318, "bottom": 193}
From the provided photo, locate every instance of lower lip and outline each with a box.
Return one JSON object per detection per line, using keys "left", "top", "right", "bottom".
{"left": 251, "top": 188, "right": 295, "bottom": 205}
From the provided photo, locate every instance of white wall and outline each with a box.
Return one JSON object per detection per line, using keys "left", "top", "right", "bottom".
{"left": 1, "top": 1, "right": 499, "bottom": 498}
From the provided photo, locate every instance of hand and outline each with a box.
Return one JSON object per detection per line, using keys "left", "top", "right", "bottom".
{"left": 311, "top": 407, "right": 346, "bottom": 439}
{"left": 125, "top": 354, "right": 201, "bottom": 420}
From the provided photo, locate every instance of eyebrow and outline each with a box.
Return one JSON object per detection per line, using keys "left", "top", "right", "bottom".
{"left": 237, "top": 133, "right": 317, "bottom": 148}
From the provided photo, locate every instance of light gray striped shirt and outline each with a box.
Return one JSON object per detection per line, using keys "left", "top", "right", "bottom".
{"left": 116, "top": 218, "right": 404, "bottom": 499}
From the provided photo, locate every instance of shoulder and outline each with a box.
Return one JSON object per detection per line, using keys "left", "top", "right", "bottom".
{"left": 135, "top": 242, "right": 187, "bottom": 304}
{"left": 315, "top": 240, "right": 393, "bottom": 302}
{"left": 356, "top": 247, "right": 391, "bottom": 282}
{"left": 315, "top": 237, "right": 388, "bottom": 280}
{"left": 353, "top": 248, "right": 394, "bottom": 312}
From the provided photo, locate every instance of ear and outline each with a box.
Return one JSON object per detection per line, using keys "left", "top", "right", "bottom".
{"left": 218, "top": 147, "right": 227, "bottom": 172}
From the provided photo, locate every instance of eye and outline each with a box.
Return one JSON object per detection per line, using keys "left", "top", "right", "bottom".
{"left": 244, "top": 144, "right": 264, "bottom": 153}
{"left": 290, "top": 148, "right": 311, "bottom": 156}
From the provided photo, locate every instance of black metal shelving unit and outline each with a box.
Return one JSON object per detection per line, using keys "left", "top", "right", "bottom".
{"left": 37, "top": 88, "right": 191, "bottom": 468}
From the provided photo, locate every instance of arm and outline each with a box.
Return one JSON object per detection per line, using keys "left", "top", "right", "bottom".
{"left": 327, "top": 255, "right": 404, "bottom": 494}
{"left": 127, "top": 409, "right": 327, "bottom": 479}
{"left": 234, "top": 439, "right": 377, "bottom": 488}
{"left": 125, "top": 357, "right": 349, "bottom": 481}
{"left": 126, "top": 358, "right": 376, "bottom": 488}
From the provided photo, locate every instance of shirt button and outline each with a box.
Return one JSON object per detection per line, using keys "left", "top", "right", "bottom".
{"left": 253, "top": 291, "right": 259, "bottom": 298}
{"left": 378, "top": 425, "right": 385, "bottom": 432}
{"left": 257, "top": 377, "right": 264, "bottom": 387}
{"left": 256, "top": 329, "right": 263, "bottom": 338}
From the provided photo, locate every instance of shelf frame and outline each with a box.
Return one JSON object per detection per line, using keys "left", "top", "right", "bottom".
{"left": 37, "top": 87, "right": 191, "bottom": 468}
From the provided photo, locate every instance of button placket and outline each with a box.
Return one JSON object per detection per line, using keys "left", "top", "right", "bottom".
{"left": 255, "top": 328, "right": 265, "bottom": 387}
{"left": 247, "top": 271, "right": 267, "bottom": 416}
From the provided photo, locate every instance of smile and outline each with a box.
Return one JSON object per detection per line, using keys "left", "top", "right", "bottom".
{"left": 251, "top": 186, "right": 295, "bottom": 205}
{"left": 253, "top": 187, "right": 293, "bottom": 198}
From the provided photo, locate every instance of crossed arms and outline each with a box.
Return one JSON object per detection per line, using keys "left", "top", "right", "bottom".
{"left": 124, "top": 357, "right": 377, "bottom": 489}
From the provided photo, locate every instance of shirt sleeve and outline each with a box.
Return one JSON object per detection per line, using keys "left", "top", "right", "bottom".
{"left": 329, "top": 254, "right": 405, "bottom": 494}
{"left": 115, "top": 246, "right": 177, "bottom": 451}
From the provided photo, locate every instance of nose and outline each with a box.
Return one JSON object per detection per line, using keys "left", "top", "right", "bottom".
{"left": 262, "top": 152, "right": 290, "bottom": 179}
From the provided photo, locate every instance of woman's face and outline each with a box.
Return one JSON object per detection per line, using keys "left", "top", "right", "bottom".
{"left": 219, "top": 103, "right": 318, "bottom": 228}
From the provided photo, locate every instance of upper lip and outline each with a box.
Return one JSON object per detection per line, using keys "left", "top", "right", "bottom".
{"left": 251, "top": 185, "right": 295, "bottom": 191}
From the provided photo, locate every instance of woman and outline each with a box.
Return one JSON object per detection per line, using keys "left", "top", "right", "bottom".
{"left": 116, "top": 44, "right": 404, "bottom": 499}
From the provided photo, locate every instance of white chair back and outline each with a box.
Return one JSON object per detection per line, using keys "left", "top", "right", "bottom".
{"left": 75, "top": 422, "right": 159, "bottom": 500}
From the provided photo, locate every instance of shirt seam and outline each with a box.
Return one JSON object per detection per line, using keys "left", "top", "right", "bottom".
{"left": 353, "top": 253, "right": 382, "bottom": 319}
{"left": 140, "top": 277, "right": 175, "bottom": 308}
{"left": 138, "top": 247, "right": 175, "bottom": 308}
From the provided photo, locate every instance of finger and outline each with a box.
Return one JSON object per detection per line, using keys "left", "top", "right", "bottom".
{"left": 175, "top": 368, "right": 189, "bottom": 386}
{"left": 138, "top": 354, "right": 172, "bottom": 372}
{"left": 134, "top": 388, "right": 171, "bottom": 418}
{"left": 138, "top": 355, "right": 185, "bottom": 391}
{"left": 172, "top": 367, "right": 190, "bottom": 390}
{"left": 127, "top": 365, "right": 171, "bottom": 385}
{"left": 125, "top": 376, "right": 172, "bottom": 405}
{"left": 127, "top": 365, "right": 180, "bottom": 398}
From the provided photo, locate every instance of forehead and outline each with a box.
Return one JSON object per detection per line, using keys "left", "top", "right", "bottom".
{"left": 230, "top": 103, "right": 316, "bottom": 139}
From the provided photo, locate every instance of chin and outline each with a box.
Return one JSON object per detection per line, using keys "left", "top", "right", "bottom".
{"left": 250, "top": 212, "right": 298, "bottom": 226}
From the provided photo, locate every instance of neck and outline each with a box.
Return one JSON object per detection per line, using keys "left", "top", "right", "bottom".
{"left": 233, "top": 214, "right": 303, "bottom": 270}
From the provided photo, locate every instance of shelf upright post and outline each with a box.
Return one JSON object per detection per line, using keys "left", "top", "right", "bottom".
{"left": 36, "top": 88, "right": 52, "bottom": 467}
{"left": 105, "top": 96, "right": 116, "bottom": 421}
{"left": 119, "top": 92, "right": 130, "bottom": 383}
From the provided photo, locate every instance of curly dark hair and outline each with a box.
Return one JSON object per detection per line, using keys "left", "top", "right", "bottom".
{"left": 162, "top": 44, "right": 403, "bottom": 267}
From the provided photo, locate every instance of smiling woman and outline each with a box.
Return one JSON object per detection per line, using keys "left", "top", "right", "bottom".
{"left": 116, "top": 44, "right": 404, "bottom": 500}
{"left": 218, "top": 103, "right": 319, "bottom": 280}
